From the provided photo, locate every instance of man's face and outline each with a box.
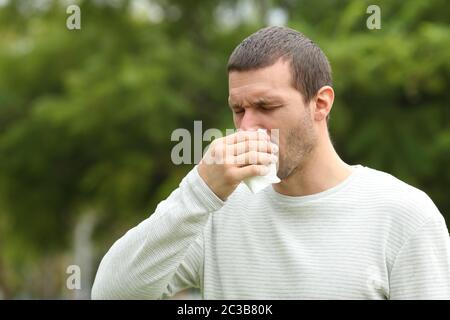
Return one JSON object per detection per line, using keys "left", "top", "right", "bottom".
{"left": 228, "top": 59, "right": 317, "bottom": 179}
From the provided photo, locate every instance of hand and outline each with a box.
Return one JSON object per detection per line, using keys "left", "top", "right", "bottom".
{"left": 198, "top": 130, "right": 278, "bottom": 201}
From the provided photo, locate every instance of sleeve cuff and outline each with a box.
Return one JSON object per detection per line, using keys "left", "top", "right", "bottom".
{"left": 180, "top": 165, "right": 225, "bottom": 213}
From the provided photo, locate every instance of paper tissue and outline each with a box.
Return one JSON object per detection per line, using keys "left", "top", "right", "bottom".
{"left": 243, "top": 129, "right": 281, "bottom": 193}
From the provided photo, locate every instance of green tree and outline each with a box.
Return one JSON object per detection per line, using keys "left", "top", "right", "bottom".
{"left": 0, "top": 0, "right": 448, "bottom": 298}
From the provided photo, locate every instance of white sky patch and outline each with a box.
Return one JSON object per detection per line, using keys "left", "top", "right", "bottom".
{"left": 215, "top": 0, "right": 258, "bottom": 29}
{"left": 215, "top": 0, "right": 288, "bottom": 30}
{"left": 266, "top": 7, "right": 288, "bottom": 26}
{"left": 130, "top": 0, "right": 164, "bottom": 24}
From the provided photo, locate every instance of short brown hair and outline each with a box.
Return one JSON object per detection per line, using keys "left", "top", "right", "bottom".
{"left": 227, "top": 26, "right": 332, "bottom": 104}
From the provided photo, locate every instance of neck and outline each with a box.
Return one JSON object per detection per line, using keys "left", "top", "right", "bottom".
{"left": 273, "top": 134, "right": 354, "bottom": 197}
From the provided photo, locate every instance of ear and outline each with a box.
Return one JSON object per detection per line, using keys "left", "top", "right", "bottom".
{"left": 312, "top": 86, "right": 334, "bottom": 121}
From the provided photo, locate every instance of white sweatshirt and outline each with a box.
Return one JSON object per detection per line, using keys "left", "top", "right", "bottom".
{"left": 91, "top": 164, "right": 450, "bottom": 299}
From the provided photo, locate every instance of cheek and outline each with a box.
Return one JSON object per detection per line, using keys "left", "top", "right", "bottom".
{"left": 280, "top": 134, "right": 289, "bottom": 158}
{"left": 269, "top": 112, "right": 293, "bottom": 149}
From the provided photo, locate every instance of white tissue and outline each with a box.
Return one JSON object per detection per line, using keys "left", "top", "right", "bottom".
{"left": 243, "top": 129, "right": 281, "bottom": 193}
{"left": 243, "top": 161, "right": 280, "bottom": 193}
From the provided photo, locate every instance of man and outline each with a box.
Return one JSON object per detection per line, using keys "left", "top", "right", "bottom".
{"left": 91, "top": 26, "right": 450, "bottom": 299}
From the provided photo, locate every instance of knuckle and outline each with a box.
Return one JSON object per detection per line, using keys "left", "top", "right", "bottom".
{"left": 209, "top": 140, "right": 218, "bottom": 153}
{"left": 249, "top": 151, "right": 258, "bottom": 163}
{"left": 260, "top": 141, "right": 269, "bottom": 152}
{"left": 236, "top": 154, "right": 245, "bottom": 165}
{"left": 264, "top": 153, "right": 273, "bottom": 162}
{"left": 224, "top": 154, "right": 235, "bottom": 165}
{"left": 236, "top": 142, "right": 245, "bottom": 154}
{"left": 214, "top": 143, "right": 224, "bottom": 154}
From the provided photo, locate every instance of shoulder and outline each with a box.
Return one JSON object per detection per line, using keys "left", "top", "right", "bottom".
{"left": 354, "top": 166, "right": 447, "bottom": 271}
{"left": 358, "top": 166, "right": 443, "bottom": 230}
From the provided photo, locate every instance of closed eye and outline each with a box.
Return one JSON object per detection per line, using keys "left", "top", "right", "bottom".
{"left": 260, "top": 105, "right": 282, "bottom": 111}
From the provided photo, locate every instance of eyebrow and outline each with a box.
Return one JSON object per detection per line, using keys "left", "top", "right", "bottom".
{"left": 228, "top": 96, "right": 283, "bottom": 109}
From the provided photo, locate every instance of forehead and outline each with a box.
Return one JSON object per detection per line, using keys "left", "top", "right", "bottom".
{"left": 228, "top": 59, "right": 294, "bottom": 102}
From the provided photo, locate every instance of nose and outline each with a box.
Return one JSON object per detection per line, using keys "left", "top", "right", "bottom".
{"left": 239, "top": 109, "right": 263, "bottom": 131}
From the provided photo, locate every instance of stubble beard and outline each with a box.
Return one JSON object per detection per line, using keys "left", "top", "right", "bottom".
{"left": 277, "top": 114, "right": 317, "bottom": 180}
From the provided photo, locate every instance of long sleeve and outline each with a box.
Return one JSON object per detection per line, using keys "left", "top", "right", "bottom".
{"left": 389, "top": 213, "right": 450, "bottom": 299}
{"left": 91, "top": 166, "right": 224, "bottom": 299}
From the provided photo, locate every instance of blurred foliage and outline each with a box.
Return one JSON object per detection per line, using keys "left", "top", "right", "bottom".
{"left": 0, "top": 0, "right": 448, "bottom": 298}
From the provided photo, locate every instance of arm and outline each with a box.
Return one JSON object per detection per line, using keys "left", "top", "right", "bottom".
{"left": 91, "top": 166, "right": 223, "bottom": 299}
{"left": 389, "top": 214, "right": 450, "bottom": 299}
{"left": 91, "top": 130, "right": 275, "bottom": 299}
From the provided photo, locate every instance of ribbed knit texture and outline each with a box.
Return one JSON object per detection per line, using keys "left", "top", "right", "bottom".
{"left": 92, "top": 165, "right": 450, "bottom": 299}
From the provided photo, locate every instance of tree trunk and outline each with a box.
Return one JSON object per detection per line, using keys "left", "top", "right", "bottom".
{"left": 73, "top": 210, "right": 97, "bottom": 300}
